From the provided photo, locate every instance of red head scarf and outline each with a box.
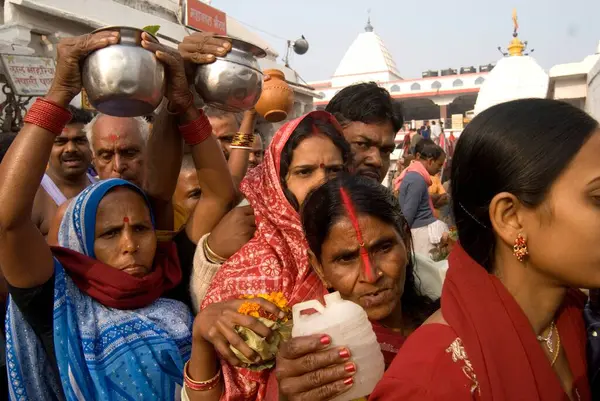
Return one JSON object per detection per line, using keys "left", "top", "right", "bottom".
{"left": 202, "top": 111, "right": 345, "bottom": 401}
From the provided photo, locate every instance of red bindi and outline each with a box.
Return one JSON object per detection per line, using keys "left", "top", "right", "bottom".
{"left": 319, "top": 163, "right": 325, "bottom": 169}
{"left": 339, "top": 187, "right": 375, "bottom": 282}
{"left": 109, "top": 133, "right": 119, "bottom": 142}
{"left": 123, "top": 217, "right": 130, "bottom": 224}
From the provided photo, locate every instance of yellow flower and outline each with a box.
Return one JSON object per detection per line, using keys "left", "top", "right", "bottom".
{"left": 238, "top": 301, "right": 261, "bottom": 318}
{"left": 239, "top": 292, "right": 290, "bottom": 321}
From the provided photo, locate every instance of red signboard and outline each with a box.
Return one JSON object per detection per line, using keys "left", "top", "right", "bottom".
{"left": 185, "top": 0, "right": 227, "bottom": 35}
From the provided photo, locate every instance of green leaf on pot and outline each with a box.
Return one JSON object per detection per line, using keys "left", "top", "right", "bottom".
{"left": 142, "top": 25, "right": 160, "bottom": 36}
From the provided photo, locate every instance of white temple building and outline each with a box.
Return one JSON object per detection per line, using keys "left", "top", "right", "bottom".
{"left": 309, "top": 18, "right": 491, "bottom": 128}
{"left": 474, "top": 25, "right": 549, "bottom": 115}
{"left": 549, "top": 40, "right": 600, "bottom": 115}
{"left": 588, "top": 42, "right": 600, "bottom": 120}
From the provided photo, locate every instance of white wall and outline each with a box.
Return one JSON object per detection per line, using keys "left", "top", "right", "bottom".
{"left": 587, "top": 58, "right": 600, "bottom": 121}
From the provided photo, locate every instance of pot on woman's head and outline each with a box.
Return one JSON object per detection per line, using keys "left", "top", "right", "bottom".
{"left": 82, "top": 26, "right": 166, "bottom": 117}
{"left": 194, "top": 36, "right": 265, "bottom": 113}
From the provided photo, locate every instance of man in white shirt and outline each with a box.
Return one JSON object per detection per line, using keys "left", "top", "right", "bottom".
{"left": 430, "top": 120, "right": 442, "bottom": 144}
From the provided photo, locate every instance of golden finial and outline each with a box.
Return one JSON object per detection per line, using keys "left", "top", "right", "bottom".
{"left": 507, "top": 9, "right": 525, "bottom": 56}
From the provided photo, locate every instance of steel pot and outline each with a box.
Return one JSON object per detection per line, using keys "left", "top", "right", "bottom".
{"left": 82, "top": 26, "right": 165, "bottom": 117}
{"left": 194, "top": 36, "right": 266, "bottom": 113}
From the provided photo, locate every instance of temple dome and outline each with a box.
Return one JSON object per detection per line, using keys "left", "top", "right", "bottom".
{"left": 474, "top": 56, "right": 549, "bottom": 115}
{"left": 474, "top": 11, "right": 549, "bottom": 115}
{"left": 331, "top": 21, "right": 401, "bottom": 87}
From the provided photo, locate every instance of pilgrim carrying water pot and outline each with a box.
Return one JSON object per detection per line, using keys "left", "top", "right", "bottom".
{"left": 82, "top": 26, "right": 166, "bottom": 117}
{"left": 194, "top": 36, "right": 265, "bottom": 113}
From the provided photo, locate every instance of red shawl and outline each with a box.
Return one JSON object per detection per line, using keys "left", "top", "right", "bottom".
{"left": 443, "top": 243, "right": 590, "bottom": 401}
{"left": 51, "top": 242, "right": 182, "bottom": 310}
{"left": 202, "top": 111, "right": 345, "bottom": 401}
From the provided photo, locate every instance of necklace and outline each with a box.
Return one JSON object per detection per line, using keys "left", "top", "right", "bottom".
{"left": 537, "top": 321, "right": 555, "bottom": 352}
{"left": 537, "top": 321, "right": 561, "bottom": 366}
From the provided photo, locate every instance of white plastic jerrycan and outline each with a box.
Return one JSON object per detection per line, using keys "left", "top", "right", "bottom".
{"left": 292, "top": 292, "right": 385, "bottom": 401}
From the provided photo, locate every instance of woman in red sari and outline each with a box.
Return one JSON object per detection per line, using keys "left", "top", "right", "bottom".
{"left": 273, "top": 174, "right": 438, "bottom": 401}
{"left": 371, "top": 99, "right": 598, "bottom": 401}
{"left": 195, "top": 111, "right": 351, "bottom": 400}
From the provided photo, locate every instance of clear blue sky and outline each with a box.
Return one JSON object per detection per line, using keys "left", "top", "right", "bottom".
{"left": 211, "top": 0, "right": 600, "bottom": 83}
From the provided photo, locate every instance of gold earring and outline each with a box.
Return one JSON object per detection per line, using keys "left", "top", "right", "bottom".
{"left": 513, "top": 233, "right": 528, "bottom": 262}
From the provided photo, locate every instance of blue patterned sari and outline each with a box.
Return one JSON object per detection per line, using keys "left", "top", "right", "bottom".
{"left": 6, "top": 179, "right": 193, "bottom": 400}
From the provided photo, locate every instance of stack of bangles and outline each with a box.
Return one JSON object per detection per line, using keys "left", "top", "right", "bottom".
{"left": 23, "top": 98, "right": 73, "bottom": 136}
{"left": 230, "top": 131, "right": 254, "bottom": 150}
{"left": 179, "top": 111, "right": 212, "bottom": 146}
{"left": 204, "top": 238, "right": 228, "bottom": 264}
{"left": 184, "top": 361, "right": 221, "bottom": 392}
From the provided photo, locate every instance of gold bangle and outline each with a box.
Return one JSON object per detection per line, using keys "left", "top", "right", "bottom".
{"left": 230, "top": 131, "right": 254, "bottom": 149}
{"left": 204, "top": 237, "right": 227, "bottom": 264}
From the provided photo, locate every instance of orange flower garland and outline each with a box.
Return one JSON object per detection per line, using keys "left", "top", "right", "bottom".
{"left": 238, "top": 292, "right": 290, "bottom": 322}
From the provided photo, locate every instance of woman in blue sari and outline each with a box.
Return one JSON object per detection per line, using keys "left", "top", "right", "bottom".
{"left": 0, "top": 30, "right": 264, "bottom": 401}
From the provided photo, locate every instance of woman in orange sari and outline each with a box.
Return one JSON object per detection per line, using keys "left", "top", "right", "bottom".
{"left": 193, "top": 111, "right": 351, "bottom": 400}
{"left": 371, "top": 99, "right": 596, "bottom": 401}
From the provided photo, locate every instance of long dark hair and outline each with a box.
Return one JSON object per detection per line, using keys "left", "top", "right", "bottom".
{"left": 279, "top": 116, "right": 352, "bottom": 210}
{"left": 301, "top": 174, "right": 438, "bottom": 328}
{"left": 452, "top": 98, "right": 599, "bottom": 272}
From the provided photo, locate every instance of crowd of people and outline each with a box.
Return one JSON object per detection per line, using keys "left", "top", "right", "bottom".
{"left": 0, "top": 28, "right": 599, "bottom": 401}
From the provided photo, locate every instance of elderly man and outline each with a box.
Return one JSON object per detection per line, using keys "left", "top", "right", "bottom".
{"left": 84, "top": 114, "right": 149, "bottom": 187}
{"left": 32, "top": 106, "right": 95, "bottom": 238}
{"left": 326, "top": 82, "right": 403, "bottom": 183}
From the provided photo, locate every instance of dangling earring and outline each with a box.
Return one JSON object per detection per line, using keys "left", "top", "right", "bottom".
{"left": 513, "top": 233, "right": 529, "bottom": 262}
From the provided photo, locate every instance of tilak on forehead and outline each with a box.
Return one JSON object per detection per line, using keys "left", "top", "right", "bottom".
{"left": 109, "top": 132, "right": 121, "bottom": 142}
{"left": 339, "top": 187, "right": 375, "bottom": 281}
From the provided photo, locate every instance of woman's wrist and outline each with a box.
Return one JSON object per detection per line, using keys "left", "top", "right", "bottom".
{"left": 45, "top": 89, "right": 74, "bottom": 109}
{"left": 180, "top": 105, "right": 201, "bottom": 124}
{"left": 189, "top": 335, "right": 218, "bottom": 381}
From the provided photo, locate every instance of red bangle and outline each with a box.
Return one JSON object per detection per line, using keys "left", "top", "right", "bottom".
{"left": 24, "top": 98, "right": 72, "bottom": 136}
{"left": 183, "top": 360, "right": 221, "bottom": 391}
{"left": 179, "top": 111, "right": 212, "bottom": 146}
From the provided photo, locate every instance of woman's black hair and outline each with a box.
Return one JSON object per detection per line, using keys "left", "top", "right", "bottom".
{"left": 415, "top": 138, "right": 444, "bottom": 160}
{"left": 301, "top": 174, "right": 438, "bottom": 329}
{"left": 451, "top": 98, "right": 599, "bottom": 272}
{"left": 279, "top": 116, "right": 352, "bottom": 210}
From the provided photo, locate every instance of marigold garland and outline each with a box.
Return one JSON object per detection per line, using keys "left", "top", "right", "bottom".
{"left": 237, "top": 292, "right": 290, "bottom": 322}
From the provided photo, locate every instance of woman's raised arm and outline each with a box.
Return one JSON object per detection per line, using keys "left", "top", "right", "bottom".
{"left": 0, "top": 31, "right": 119, "bottom": 288}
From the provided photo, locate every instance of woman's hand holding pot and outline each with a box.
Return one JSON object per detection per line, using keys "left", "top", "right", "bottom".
{"left": 48, "top": 31, "right": 119, "bottom": 107}
{"left": 141, "top": 33, "right": 194, "bottom": 114}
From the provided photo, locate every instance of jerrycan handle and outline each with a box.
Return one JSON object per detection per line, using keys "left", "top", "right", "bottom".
{"left": 292, "top": 299, "right": 326, "bottom": 324}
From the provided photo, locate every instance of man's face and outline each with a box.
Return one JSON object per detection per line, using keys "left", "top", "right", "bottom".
{"left": 208, "top": 114, "right": 239, "bottom": 160}
{"left": 248, "top": 134, "right": 264, "bottom": 169}
{"left": 341, "top": 121, "right": 396, "bottom": 183}
{"left": 91, "top": 116, "right": 146, "bottom": 187}
{"left": 424, "top": 155, "right": 446, "bottom": 176}
{"left": 49, "top": 123, "right": 92, "bottom": 179}
{"left": 174, "top": 168, "right": 201, "bottom": 219}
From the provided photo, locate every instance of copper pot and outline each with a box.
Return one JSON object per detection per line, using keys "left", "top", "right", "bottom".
{"left": 255, "top": 69, "right": 294, "bottom": 122}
